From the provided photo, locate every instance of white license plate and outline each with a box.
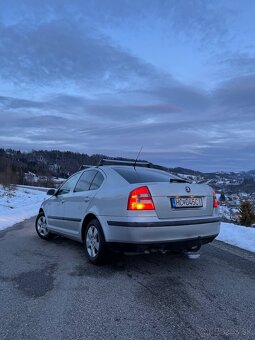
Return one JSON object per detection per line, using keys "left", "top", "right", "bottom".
{"left": 171, "top": 197, "right": 203, "bottom": 208}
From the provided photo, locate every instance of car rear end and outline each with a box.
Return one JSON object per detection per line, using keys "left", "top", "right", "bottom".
{"left": 103, "top": 166, "right": 220, "bottom": 253}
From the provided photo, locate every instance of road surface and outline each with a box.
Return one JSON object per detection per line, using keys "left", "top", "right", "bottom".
{"left": 0, "top": 217, "right": 254, "bottom": 340}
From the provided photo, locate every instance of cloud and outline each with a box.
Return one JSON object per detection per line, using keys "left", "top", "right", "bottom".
{"left": 0, "top": 19, "right": 165, "bottom": 90}
{"left": 0, "top": 70, "right": 254, "bottom": 172}
{"left": 0, "top": 96, "right": 44, "bottom": 109}
{"left": 0, "top": 0, "right": 254, "bottom": 171}
{"left": 214, "top": 74, "right": 255, "bottom": 112}
{"left": 218, "top": 54, "right": 255, "bottom": 77}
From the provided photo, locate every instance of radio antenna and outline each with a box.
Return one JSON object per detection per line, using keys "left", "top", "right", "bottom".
{"left": 134, "top": 146, "right": 143, "bottom": 170}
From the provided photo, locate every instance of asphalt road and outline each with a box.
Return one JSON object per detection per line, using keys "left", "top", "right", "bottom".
{"left": 0, "top": 218, "right": 255, "bottom": 340}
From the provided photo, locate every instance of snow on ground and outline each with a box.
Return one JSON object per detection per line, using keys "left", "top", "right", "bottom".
{"left": 217, "top": 222, "right": 255, "bottom": 253}
{"left": 0, "top": 185, "right": 46, "bottom": 231}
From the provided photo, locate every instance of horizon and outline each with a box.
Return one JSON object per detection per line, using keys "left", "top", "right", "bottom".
{"left": 2, "top": 147, "right": 254, "bottom": 174}
{"left": 0, "top": 1, "right": 255, "bottom": 172}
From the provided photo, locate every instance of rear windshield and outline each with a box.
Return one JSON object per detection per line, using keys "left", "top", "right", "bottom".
{"left": 113, "top": 167, "right": 180, "bottom": 184}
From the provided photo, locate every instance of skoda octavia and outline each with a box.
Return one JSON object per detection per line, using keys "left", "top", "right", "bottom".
{"left": 35, "top": 160, "right": 220, "bottom": 264}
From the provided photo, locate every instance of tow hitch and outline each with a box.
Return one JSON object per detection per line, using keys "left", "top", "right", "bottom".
{"left": 183, "top": 237, "right": 202, "bottom": 259}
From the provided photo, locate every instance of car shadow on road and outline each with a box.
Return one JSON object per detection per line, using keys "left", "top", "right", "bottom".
{"left": 48, "top": 234, "right": 202, "bottom": 279}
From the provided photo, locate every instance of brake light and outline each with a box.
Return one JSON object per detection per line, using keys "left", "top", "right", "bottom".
{"left": 127, "top": 186, "right": 155, "bottom": 210}
{"left": 213, "top": 190, "right": 218, "bottom": 208}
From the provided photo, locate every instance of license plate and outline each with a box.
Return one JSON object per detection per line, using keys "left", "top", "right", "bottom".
{"left": 171, "top": 197, "right": 203, "bottom": 208}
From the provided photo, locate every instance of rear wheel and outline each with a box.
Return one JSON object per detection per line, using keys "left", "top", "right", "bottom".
{"left": 84, "top": 219, "right": 108, "bottom": 265}
{"left": 35, "top": 212, "right": 53, "bottom": 240}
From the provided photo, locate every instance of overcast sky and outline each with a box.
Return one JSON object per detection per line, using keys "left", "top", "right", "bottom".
{"left": 0, "top": 0, "right": 255, "bottom": 172}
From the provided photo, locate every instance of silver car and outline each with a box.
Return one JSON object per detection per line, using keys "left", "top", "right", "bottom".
{"left": 35, "top": 160, "right": 220, "bottom": 264}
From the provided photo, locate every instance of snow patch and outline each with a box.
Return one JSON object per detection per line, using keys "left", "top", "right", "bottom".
{"left": 0, "top": 185, "right": 46, "bottom": 231}
{"left": 217, "top": 222, "right": 255, "bottom": 253}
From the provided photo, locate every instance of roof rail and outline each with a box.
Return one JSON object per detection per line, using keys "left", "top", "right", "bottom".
{"left": 79, "top": 159, "right": 190, "bottom": 182}
{"left": 79, "top": 164, "right": 95, "bottom": 170}
{"left": 97, "top": 158, "right": 152, "bottom": 167}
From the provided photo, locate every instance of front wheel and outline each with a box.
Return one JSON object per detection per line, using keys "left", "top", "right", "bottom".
{"left": 84, "top": 219, "right": 108, "bottom": 265}
{"left": 35, "top": 212, "right": 53, "bottom": 240}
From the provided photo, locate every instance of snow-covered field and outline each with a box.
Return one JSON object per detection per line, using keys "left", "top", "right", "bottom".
{"left": 0, "top": 185, "right": 46, "bottom": 230}
{"left": 217, "top": 222, "right": 255, "bottom": 253}
{"left": 0, "top": 185, "right": 254, "bottom": 253}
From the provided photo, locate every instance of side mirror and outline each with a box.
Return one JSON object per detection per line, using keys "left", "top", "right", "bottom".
{"left": 47, "top": 188, "right": 57, "bottom": 196}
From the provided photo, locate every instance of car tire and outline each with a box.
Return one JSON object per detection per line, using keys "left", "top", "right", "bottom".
{"left": 84, "top": 219, "right": 108, "bottom": 265}
{"left": 35, "top": 212, "right": 53, "bottom": 240}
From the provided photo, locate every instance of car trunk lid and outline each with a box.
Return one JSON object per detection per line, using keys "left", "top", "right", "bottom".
{"left": 147, "top": 182, "right": 214, "bottom": 219}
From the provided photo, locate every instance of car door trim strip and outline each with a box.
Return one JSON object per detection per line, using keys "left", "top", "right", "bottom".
{"left": 48, "top": 216, "right": 81, "bottom": 222}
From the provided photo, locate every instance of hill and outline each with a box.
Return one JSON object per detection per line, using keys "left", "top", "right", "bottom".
{"left": 0, "top": 148, "right": 254, "bottom": 194}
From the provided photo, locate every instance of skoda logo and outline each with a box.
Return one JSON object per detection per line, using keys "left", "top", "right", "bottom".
{"left": 185, "top": 186, "right": 191, "bottom": 193}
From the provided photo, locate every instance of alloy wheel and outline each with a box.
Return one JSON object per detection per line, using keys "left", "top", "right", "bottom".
{"left": 86, "top": 225, "right": 100, "bottom": 258}
{"left": 37, "top": 215, "right": 49, "bottom": 236}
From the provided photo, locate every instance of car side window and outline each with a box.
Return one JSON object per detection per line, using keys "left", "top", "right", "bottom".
{"left": 74, "top": 170, "right": 98, "bottom": 192}
{"left": 57, "top": 173, "right": 81, "bottom": 195}
{"left": 89, "top": 171, "right": 104, "bottom": 190}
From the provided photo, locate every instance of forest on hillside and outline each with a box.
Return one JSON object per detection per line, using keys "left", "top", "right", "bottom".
{"left": 0, "top": 149, "right": 109, "bottom": 186}
{"left": 1, "top": 149, "right": 255, "bottom": 194}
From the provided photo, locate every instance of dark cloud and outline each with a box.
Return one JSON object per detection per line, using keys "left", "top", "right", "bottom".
{"left": 0, "top": 96, "right": 44, "bottom": 109}
{"left": 0, "top": 72, "right": 254, "bottom": 172}
{"left": 139, "top": 85, "right": 211, "bottom": 112}
{"left": 214, "top": 74, "right": 255, "bottom": 111}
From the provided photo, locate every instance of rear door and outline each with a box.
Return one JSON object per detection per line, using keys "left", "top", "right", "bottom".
{"left": 62, "top": 170, "right": 105, "bottom": 237}
{"left": 46, "top": 172, "right": 81, "bottom": 232}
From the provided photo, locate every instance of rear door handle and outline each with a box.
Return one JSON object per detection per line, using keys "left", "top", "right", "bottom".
{"left": 84, "top": 197, "right": 90, "bottom": 202}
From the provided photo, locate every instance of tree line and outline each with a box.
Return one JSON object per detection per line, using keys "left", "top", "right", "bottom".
{"left": 0, "top": 149, "right": 109, "bottom": 186}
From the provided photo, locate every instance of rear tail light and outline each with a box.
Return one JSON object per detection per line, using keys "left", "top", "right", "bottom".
{"left": 127, "top": 186, "right": 155, "bottom": 210}
{"left": 213, "top": 190, "right": 218, "bottom": 208}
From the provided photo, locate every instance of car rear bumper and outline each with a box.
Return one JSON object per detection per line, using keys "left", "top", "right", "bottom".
{"left": 107, "top": 234, "right": 218, "bottom": 253}
{"left": 103, "top": 216, "right": 220, "bottom": 244}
